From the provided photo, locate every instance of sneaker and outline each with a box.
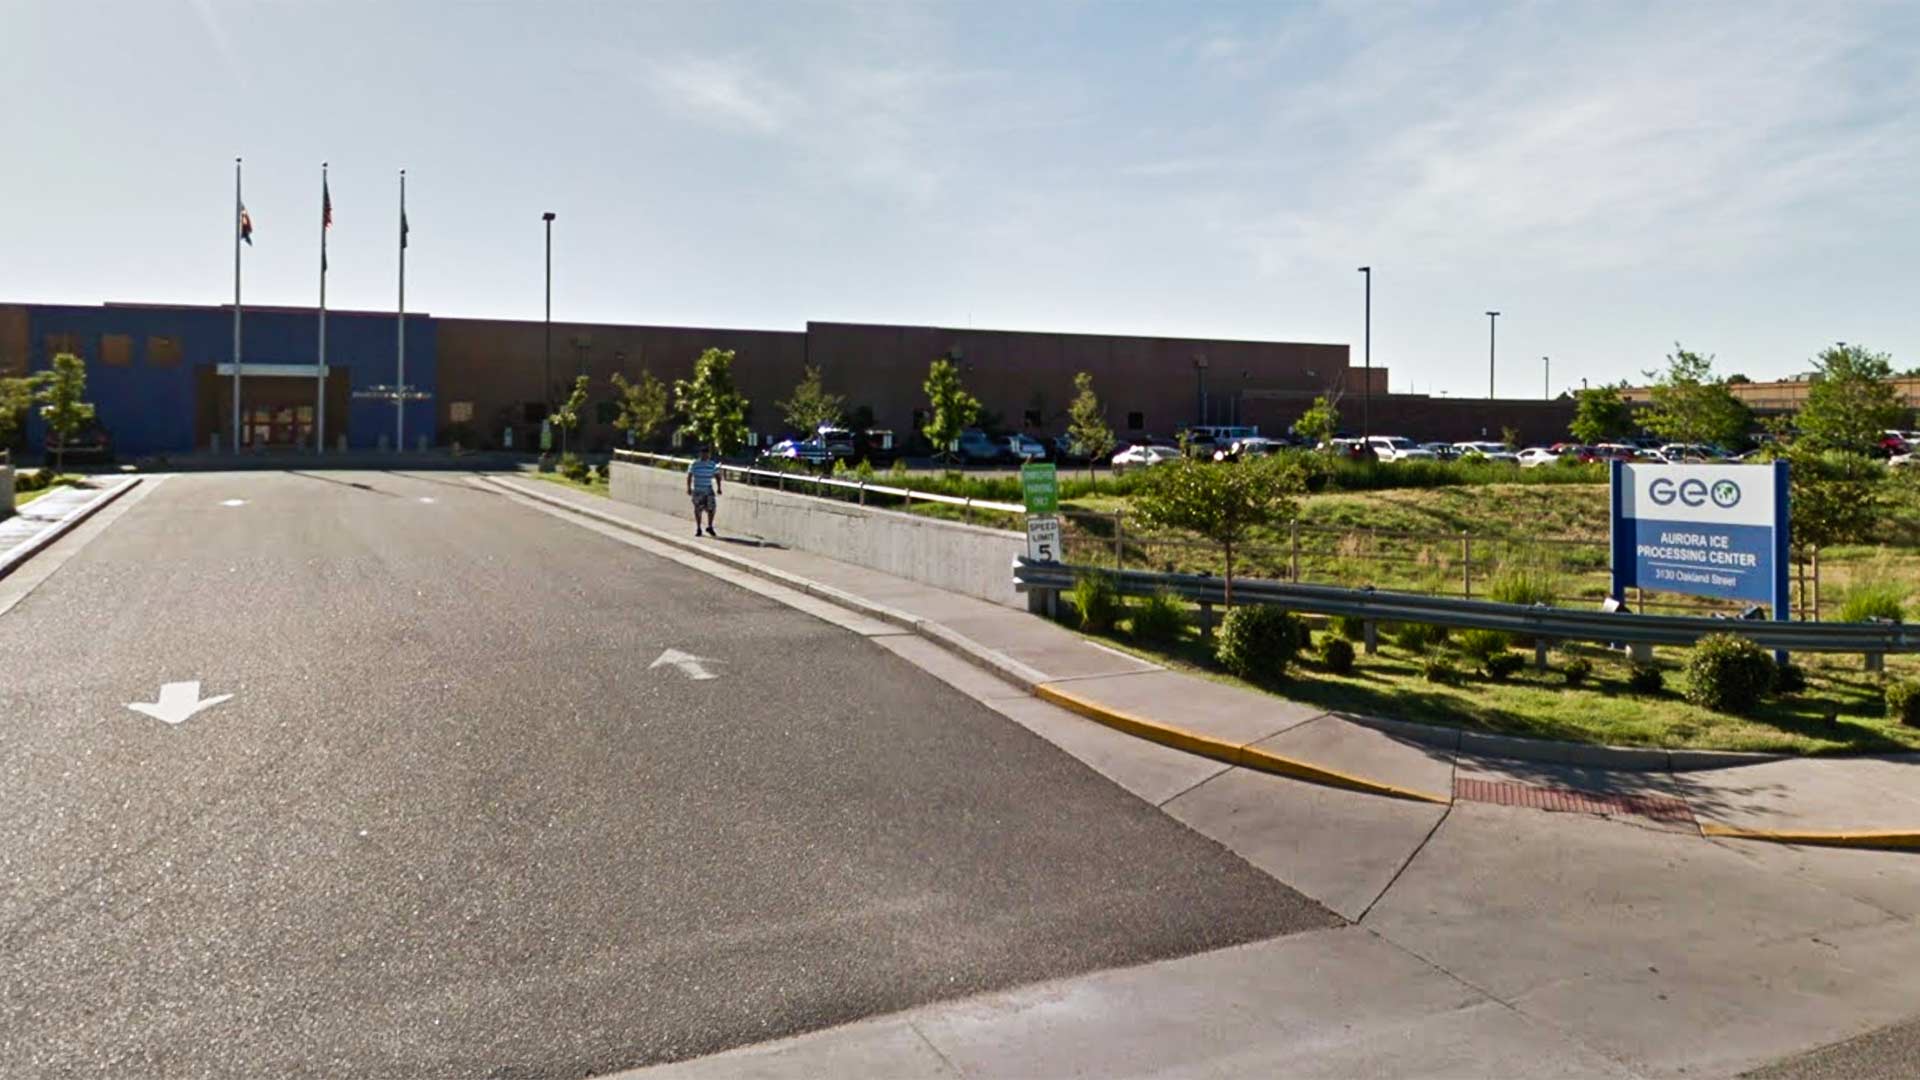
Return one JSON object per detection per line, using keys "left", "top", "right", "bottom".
{"left": 706, "top": 527, "right": 718, "bottom": 536}
{"left": 695, "top": 527, "right": 703, "bottom": 537}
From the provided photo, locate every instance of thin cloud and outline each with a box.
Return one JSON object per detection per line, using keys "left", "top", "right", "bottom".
{"left": 649, "top": 57, "right": 788, "bottom": 134}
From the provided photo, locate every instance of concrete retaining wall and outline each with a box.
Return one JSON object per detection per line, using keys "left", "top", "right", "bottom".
{"left": 611, "top": 459, "right": 1025, "bottom": 606}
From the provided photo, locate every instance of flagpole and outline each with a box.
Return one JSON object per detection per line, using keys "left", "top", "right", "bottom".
{"left": 317, "top": 162, "right": 328, "bottom": 455}
{"left": 232, "top": 157, "right": 244, "bottom": 455}
{"left": 396, "top": 168, "right": 406, "bottom": 454}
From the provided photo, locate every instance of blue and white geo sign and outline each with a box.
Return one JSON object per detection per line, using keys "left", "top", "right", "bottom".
{"left": 1610, "top": 461, "right": 1790, "bottom": 609}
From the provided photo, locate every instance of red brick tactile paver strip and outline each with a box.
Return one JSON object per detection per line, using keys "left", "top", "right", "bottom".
{"left": 1454, "top": 778, "right": 1697, "bottom": 824}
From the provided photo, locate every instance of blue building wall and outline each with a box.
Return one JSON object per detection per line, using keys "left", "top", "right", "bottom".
{"left": 23, "top": 303, "right": 436, "bottom": 455}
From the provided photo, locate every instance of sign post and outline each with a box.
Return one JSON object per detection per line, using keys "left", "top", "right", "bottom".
{"left": 1611, "top": 460, "right": 1791, "bottom": 657}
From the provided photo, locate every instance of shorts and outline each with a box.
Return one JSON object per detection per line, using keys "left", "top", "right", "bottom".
{"left": 691, "top": 492, "right": 717, "bottom": 513}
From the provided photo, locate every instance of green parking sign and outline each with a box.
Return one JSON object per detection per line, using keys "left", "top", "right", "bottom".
{"left": 1020, "top": 462, "right": 1058, "bottom": 515}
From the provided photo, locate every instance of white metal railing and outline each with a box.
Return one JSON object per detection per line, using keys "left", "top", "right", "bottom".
{"left": 613, "top": 449, "right": 1026, "bottom": 515}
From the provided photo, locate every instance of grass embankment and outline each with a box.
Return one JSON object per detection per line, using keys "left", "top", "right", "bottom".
{"left": 533, "top": 470, "right": 609, "bottom": 498}
{"left": 11, "top": 473, "right": 92, "bottom": 510}
{"left": 1081, "top": 611, "right": 1920, "bottom": 755}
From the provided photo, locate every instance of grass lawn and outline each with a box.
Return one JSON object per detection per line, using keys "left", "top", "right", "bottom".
{"left": 534, "top": 471, "right": 609, "bottom": 498}
{"left": 1074, "top": 611, "right": 1920, "bottom": 755}
{"left": 11, "top": 474, "right": 92, "bottom": 510}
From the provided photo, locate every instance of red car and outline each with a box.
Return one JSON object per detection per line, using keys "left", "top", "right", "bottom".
{"left": 1548, "top": 443, "right": 1601, "bottom": 464}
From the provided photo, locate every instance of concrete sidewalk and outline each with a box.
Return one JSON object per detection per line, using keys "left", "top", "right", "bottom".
{"left": 0, "top": 477, "right": 140, "bottom": 579}
{"left": 486, "top": 475, "right": 1920, "bottom": 849}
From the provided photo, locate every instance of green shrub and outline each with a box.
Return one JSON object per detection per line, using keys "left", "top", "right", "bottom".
{"left": 1319, "top": 636, "right": 1355, "bottom": 675}
{"left": 1483, "top": 652, "right": 1526, "bottom": 682}
{"left": 1070, "top": 571, "right": 1123, "bottom": 633}
{"left": 593, "top": 462, "right": 611, "bottom": 481}
{"left": 1627, "top": 662, "right": 1664, "bottom": 695}
{"left": 1457, "top": 628, "right": 1509, "bottom": 661}
{"left": 1681, "top": 634, "right": 1775, "bottom": 714}
{"left": 1839, "top": 581, "right": 1906, "bottom": 624}
{"left": 1887, "top": 680, "right": 1920, "bottom": 726}
{"left": 1129, "top": 590, "right": 1188, "bottom": 641}
{"left": 1334, "top": 614, "right": 1366, "bottom": 642}
{"left": 1421, "top": 656, "right": 1462, "bottom": 685}
{"left": 1215, "top": 604, "right": 1304, "bottom": 683}
{"left": 1488, "top": 567, "right": 1559, "bottom": 608}
{"left": 559, "top": 452, "right": 589, "bottom": 482}
{"left": 1772, "top": 660, "right": 1807, "bottom": 696}
{"left": 1390, "top": 621, "right": 1447, "bottom": 653}
{"left": 1562, "top": 656, "right": 1594, "bottom": 687}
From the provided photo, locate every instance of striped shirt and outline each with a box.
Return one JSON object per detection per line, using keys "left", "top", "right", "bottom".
{"left": 688, "top": 459, "right": 720, "bottom": 495}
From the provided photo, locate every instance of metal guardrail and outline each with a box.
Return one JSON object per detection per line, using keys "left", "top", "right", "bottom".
{"left": 1013, "top": 560, "right": 1919, "bottom": 654}
{"left": 614, "top": 449, "right": 1026, "bottom": 515}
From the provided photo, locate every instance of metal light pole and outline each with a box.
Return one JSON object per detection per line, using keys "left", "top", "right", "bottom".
{"left": 1485, "top": 311, "right": 1500, "bottom": 399}
{"left": 1543, "top": 355, "right": 1550, "bottom": 400}
{"left": 543, "top": 211, "right": 556, "bottom": 418}
{"left": 1358, "top": 266, "right": 1371, "bottom": 441}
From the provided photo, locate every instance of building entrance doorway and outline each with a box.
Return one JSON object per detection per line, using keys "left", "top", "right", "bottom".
{"left": 199, "top": 364, "right": 350, "bottom": 452}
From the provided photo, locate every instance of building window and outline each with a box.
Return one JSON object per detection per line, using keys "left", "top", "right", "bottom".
{"left": 523, "top": 401, "right": 548, "bottom": 423}
{"left": 101, "top": 334, "right": 132, "bottom": 367}
{"left": 147, "top": 336, "right": 182, "bottom": 367}
{"left": 1127, "top": 411, "right": 1145, "bottom": 431}
{"left": 43, "top": 332, "right": 82, "bottom": 360}
{"left": 448, "top": 400, "right": 474, "bottom": 423}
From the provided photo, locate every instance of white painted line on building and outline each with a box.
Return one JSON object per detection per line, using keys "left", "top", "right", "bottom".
{"left": 126, "top": 681, "right": 233, "bottom": 726}
{"left": 649, "top": 648, "right": 720, "bottom": 681}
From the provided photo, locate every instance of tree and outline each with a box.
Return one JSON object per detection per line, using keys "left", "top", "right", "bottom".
{"left": 1134, "top": 455, "right": 1304, "bottom": 605}
{"left": 37, "top": 353, "right": 95, "bottom": 472}
{"left": 777, "top": 364, "right": 845, "bottom": 434}
{"left": 1569, "top": 385, "right": 1632, "bottom": 444}
{"left": 921, "top": 357, "right": 980, "bottom": 462}
{"left": 610, "top": 369, "right": 670, "bottom": 447}
{"left": 1639, "top": 346, "right": 1751, "bottom": 449}
{"left": 1292, "top": 395, "right": 1339, "bottom": 447}
{"left": 1500, "top": 425, "right": 1522, "bottom": 451}
{"left": 549, "top": 374, "right": 590, "bottom": 458}
{"left": 1783, "top": 447, "right": 1883, "bottom": 552}
{"left": 1797, "top": 343, "right": 1903, "bottom": 454}
{"left": 674, "top": 347, "right": 751, "bottom": 455}
{"left": 0, "top": 374, "right": 40, "bottom": 455}
{"left": 1066, "top": 371, "right": 1115, "bottom": 483}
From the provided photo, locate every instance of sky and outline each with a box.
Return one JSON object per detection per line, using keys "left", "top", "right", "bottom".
{"left": 3, "top": 0, "right": 1917, "bottom": 398}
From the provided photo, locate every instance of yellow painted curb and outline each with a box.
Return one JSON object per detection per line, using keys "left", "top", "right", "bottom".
{"left": 1035, "top": 684, "right": 1451, "bottom": 805}
{"left": 1700, "top": 823, "right": 1920, "bottom": 850}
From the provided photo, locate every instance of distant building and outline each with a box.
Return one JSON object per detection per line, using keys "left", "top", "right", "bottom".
{"left": 1, "top": 299, "right": 1579, "bottom": 456}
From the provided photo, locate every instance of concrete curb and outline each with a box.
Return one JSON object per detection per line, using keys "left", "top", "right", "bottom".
{"left": 0, "top": 478, "right": 141, "bottom": 582}
{"left": 1036, "top": 683, "right": 1452, "bottom": 805}
{"left": 1700, "top": 823, "right": 1920, "bottom": 851}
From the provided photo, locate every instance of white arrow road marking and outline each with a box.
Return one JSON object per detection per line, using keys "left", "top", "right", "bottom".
{"left": 419, "top": 496, "right": 436, "bottom": 504}
{"left": 126, "top": 681, "right": 234, "bottom": 726}
{"left": 649, "top": 648, "right": 720, "bottom": 681}
{"left": 221, "top": 499, "right": 246, "bottom": 507}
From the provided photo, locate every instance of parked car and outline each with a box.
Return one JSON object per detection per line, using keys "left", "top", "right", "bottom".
{"left": 954, "top": 429, "right": 1002, "bottom": 464}
{"left": 1110, "top": 444, "right": 1181, "bottom": 473}
{"left": 1516, "top": 447, "right": 1560, "bottom": 468}
{"left": 1891, "top": 452, "right": 1915, "bottom": 469}
{"left": 852, "top": 428, "right": 897, "bottom": 465}
{"left": 1656, "top": 443, "right": 1724, "bottom": 463}
{"left": 1591, "top": 443, "right": 1641, "bottom": 462}
{"left": 1365, "top": 436, "right": 1437, "bottom": 463}
{"left": 1324, "top": 437, "right": 1376, "bottom": 461}
{"left": 760, "top": 437, "right": 830, "bottom": 466}
{"left": 1002, "top": 433, "right": 1048, "bottom": 463}
{"left": 1453, "top": 441, "right": 1518, "bottom": 464}
{"left": 1877, "top": 431, "right": 1911, "bottom": 458}
{"left": 1212, "top": 436, "right": 1283, "bottom": 462}
{"left": 1420, "top": 441, "right": 1462, "bottom": 461}
{"left": 1046, "top": 435, "right": 1087, "bottom": 465}
{"left": 45, "top": 422, "right": 113, "bottom": 463}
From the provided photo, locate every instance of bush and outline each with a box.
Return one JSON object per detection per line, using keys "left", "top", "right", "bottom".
{"left": 1421, "top": 656, "right": 1462, "bottom": 685}
{"left": 1319, "top": 635, "right": 1355, "bottom": 675}
{"left": 1334, "top": 614, "right": 1366, "bottom": 642}
{"left": 1681, "top": 633, "right": 1775, "bottom": 714}
{"left": 1488, "top": 567, "right": 1559, "bottom": 608}
{"left": 1457, "top": 628, "right": 1509, "bottom": 661}
{"left": 1772, "top": 660, "right": 1807, "bottom": 696}
{"left": 1627, "top": 662, "right": 1664, "bottom": 695}
{"left": 1070, "top": 571, "right": 1123, "bottom": 633}
{"left": 559, "top": 452, "right": 589, "bottom": 482}
{"left": 1887, "top": 680, "right": 1920, "bottom": 727}
{"left": 1129, "top": 590, "right": 1188, "bottom": 641}
{"left": 1390, "top": 621, "right": 1447, "bottom": 653}
{"left": 1482, "top": 652, "right": 1526, "bottom": 681}
{"left": 1563, "top": 656, "right": 1594, "bottom": 687}
{"left": 1216, "top": 604, "right": 1304, "bottom": 683}
{"left": 1839, "top": 581, "right": 1906, "bottom": 624}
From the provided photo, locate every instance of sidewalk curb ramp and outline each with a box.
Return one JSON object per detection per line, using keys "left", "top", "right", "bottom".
{"left": 0, "top": 477, "right": 142, "bottom": 582}
{"left": 489, "top": 477, "right": 1920, "bottom": 845}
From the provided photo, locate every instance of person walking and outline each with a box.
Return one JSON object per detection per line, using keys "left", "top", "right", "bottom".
{"left": 687, "top": 446, "right": 721, "bottom": 536}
